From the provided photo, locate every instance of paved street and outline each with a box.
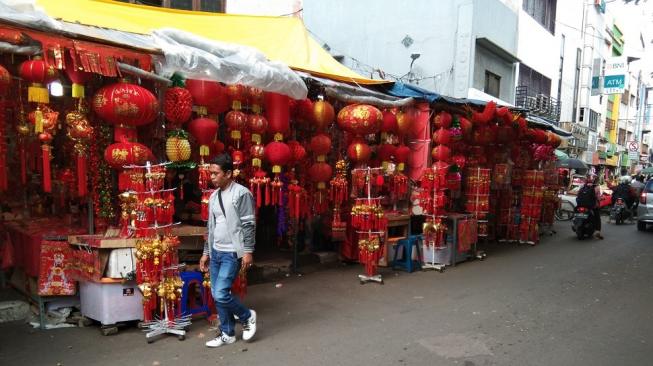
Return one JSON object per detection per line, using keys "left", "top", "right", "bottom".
{"left": 1, "top": 219, "right": 652, "bottom": 366}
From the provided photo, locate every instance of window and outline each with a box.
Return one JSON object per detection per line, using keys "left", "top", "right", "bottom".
{"left": 523, "top": 0, "right": 557, "bottom": 34}
{"left": 621, "top": 89, "right": 630, "bottom": 105}
{"left": 557, "top": 35, "right": 565, "bottom": 103}
{"left": 582, "top": 108, "right": 599, "bottom": 131}
{"left": 618, "top": 128, "right": 626, "bottom": 145}
{"left": 118, "top": 0, "right": 224, "bottom": 12}
{"left": 572, "top": 48, "right": 581, "bottom": 122}
{"left": 484, "top": 71, "right": 501, "bottom": 98}
{"left": 605, "top": 118, "right": 615, "bottom": 133}
{"left": 518, "top": 64, "right": 551, "bottom": 96}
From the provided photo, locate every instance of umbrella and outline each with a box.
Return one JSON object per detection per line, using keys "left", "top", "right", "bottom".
{"left": 640, "top": 166, "right": 653, "bottom": 174}
{"left": 554, "top": 149, "right": 569, "bottom": 160}
{"left": 556, "top": 158, "right": 588, "bottom": 170}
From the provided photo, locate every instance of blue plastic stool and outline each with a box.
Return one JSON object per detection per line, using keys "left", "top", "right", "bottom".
{"left": 392, "top": 235, "right": 423, "bottom": 273}
{"left": 180, "top": 271, "right": 211, "bottom": 317}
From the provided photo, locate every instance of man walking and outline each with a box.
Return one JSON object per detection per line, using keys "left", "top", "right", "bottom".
{"left": 200, "top": 153, "right": 257, "bottom": 347}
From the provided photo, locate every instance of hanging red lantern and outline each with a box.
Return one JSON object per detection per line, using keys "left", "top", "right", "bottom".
{"left": 264, "top": 141, "right": 291, "bottom": 173}
{"left": 187, "top": 117, "right": 218, "bottom": 160}
{"left": 381, "top": 109, "right": 398, "bottom": 134}
{"left": 310, "top": 133, "right": 331, "bottom": 161}
{"left": 396, "top": 107, "right": 417, "bottom": 137}
{"left": 337, "top": 104, "right": 383, "bottom": 135}
{"left": 458, "top": 116, "right": 473, "bottom": 137}
{"left": 265, "top": 92, "right": 290, "bottom": 140}
{"left": 347, "top": 140, "right": 371, "bottom": 164}
{"left": 431, "top": 145, "right": 451, "bottom": 162}
{"left": 164, "top": 78, "right": 193, "bottom": 128}
{"left": 247, "top": 113, "right": 268, "bottom": 144}
{"left": 92, "top": 81, "right": 158, "bottom": 126}
{"left": 186, "top": 79, "right": 229, "bottom": 115}
{"left": 313, "top": 99, "right": 335, "bottom": 131}
{"left": 250, "top": 143, "right": 265, "bottom": 168}
{"left": 63, "top": 66, "right": 91, "bottom": 99}
{"left": 227, "top": 84, "right": 246, "bottom": 110}
{"left": 308, "top": 162, "right": 333, "bottom": 189}
{"left": 225, "top": 110, "right": 247, "bottom": 142}
{"left": 247, "top": 87, "right": 264, "bottom": 114}
{"left": 472, "top": 101, "right": 497, "bottom": 126}
{"left": 377, "top": 143, "right": 396, "bottom": 170}
{"left": 394, "top": 144, "right": 410, "bottom": 172}
{"left": 104, "top": 141, "right": 153, "bottom": 169}
{"left": 287, "top": 140, "right": 307, "bottom": 164}
{"left": 0, "top": 64, "right": 10, "bottom": 97}
{"left": 433, "top": 128, "right": 451, "bottom": 145}
{"left": 20, "top": 57, "right": 58, "bottom": 104}
{"left": 433, "top": 111, "right": 452, "bottom": 129}
{"left": 291, "top": 98, "right": 314, "bottom": 126}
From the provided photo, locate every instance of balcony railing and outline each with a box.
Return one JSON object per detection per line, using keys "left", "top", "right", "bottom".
{"left": 515, "top": 86, "right": 561, "bottom": 123}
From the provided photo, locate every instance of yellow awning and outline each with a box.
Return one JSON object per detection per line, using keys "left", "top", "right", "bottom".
{"left": 34, "top": 0, "right": 387, "bottom": 85}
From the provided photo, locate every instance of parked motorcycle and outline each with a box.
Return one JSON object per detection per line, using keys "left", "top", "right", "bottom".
{"left": 572, "top": 206, "right": 596, "bottom": 239}
{"left": 609, "top": 198, "right": 631, "bottom": 225}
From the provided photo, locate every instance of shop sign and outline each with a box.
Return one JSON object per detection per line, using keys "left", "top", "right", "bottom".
{"left": 604, "top": 57, "right": 627, "bottom": 94}
{"left": 628, "top": 151, "right": 639, "bottom": 161}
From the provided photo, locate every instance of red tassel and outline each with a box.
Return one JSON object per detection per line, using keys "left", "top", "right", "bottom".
{"left": 42, "top": 145, "right": 51, "bottom": 192}
{"left": 265, "top": 184, "right": 270, "bottom": 206}
{"left": 77, "top": 154, "right": 87, "bottom": 197}
{"left": 256, "top": 183, "right": 262, "bottom": 208}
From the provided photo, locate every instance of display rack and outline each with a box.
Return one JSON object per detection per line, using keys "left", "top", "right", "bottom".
{"left": 351, "top": 167, "right": 387, "bottom": 284}
{"left": 123, "top": 161, "right": 187, "bottom": 343}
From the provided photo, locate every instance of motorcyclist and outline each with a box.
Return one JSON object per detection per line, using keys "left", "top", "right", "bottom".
{"left": 611, "top": 175, "right": 634, "bottom": 209}
{"left": 576, "top": 174, "right": 603, "bottom": 239}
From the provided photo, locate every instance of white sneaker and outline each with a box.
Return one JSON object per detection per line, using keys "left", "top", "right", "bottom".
{"left": 242, "top": 310, "right": 257, "bottom": 342}
{"left": 205, "top": 333, "right": 236, "bottom": 348}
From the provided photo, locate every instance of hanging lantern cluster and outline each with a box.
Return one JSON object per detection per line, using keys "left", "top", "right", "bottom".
{"left": 65, "top": 99, "right": 94, "bottom": 197}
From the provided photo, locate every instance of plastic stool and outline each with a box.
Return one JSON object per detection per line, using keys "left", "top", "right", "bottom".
{"left": 392, "top": 235, "right": 423, "bottom": 273}
{"left": 180, "top": 271, "right": 211, "bottom": 317}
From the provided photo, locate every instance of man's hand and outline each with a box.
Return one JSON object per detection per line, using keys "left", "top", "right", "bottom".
{"left": 242, "top": 253, "right": 254, "bottom": 270}
{"left": 199, "top": 254, "right": 209, "bottom": 272}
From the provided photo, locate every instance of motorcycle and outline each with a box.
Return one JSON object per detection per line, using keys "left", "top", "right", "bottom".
{"left": 572, "top": 206, "right": 596, "bottom": 239}
{"left": 609, "top": 197, "right": 631, "bottom": 225}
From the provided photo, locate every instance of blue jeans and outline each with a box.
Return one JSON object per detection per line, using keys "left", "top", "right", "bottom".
{"left": 209, "top": 249, "right": 251, "bottom": 337}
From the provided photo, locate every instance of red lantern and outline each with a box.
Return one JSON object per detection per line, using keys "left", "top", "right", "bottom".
{"left": 377, "top": 143, "right": 396, "bottom": 169}
{"left": 264, "top": 141, "right": 291, "bottom": 173}
{"left": 187, "top": 117, "right": 218, "bottom": 159}
{"left": 472, "top": 101, "right": 497, "bottom": 126}
{"left": 164, "top": 85, "right": 193, "bottom": 128}
{"left": 291, "top": 98, "right": 314, "bottom": 126}
{"left": 308, "top": 162, "right": 333, "bottom": 189}
{"left": 225, "top": 110, "right": 247, "bottom": 141}
{"left": 347, "top": 140, "right": 371, "bottom": 164}
{"left": 0, "top": 64, "right": 10, "bottom": 97}
{"left": 337, "top": 104, "right": 383, "bottom": 135}
{"left": 247, "top": 87, "right": 264, "bottom": 113}
{"left": 186, "top": 79, "right": 229, "bottom": 115}
{"left": 20, "top": 57, "right": 58, "bottom": 104}
{"left": 92, "top": 81, "right": 158, "bottom": 126}
{"left": 64, "top": 63, "right": 92, "bottom": 99}
{"left": 433, "top": 128, "right": 451, "bottom": 145}
{"left": 309, "top": 133, "right": 331, "bottom": 161}
{"left": 381, "top": 109, "right": 398, "bottom": 134}
{"left": 287, "top": 140, "right": 307, "bottom": 164}
{"left": 227, "top": 84, "right": 246, "bottom": 110}
{"left": 395, "top": 144, "right": 410, "bottom": 172}
{"left": 104, "top": 142, "right": 153, "bottom": 168}
{"left": 250, "top": 144, "right": 265, "bottom": 167}
{"left": 396, "top": 108, "right": 417, "bottom": 137}
{"left": 313, "top": 99, "right": 335, "bottom": 131}
{"left": 247, "top": 114, "right": 268, "bottom": 144}
{"left": 431, "top": 145, "right": 451, "bottom": 162}
{"left": 459, "top": 116, "right": 473, "bottom": 136}
{"left": 265, "top": 92, "right": 290, "bottom": 140}
{"left": 433, "top": 111, "right": 452, "bottom": 129}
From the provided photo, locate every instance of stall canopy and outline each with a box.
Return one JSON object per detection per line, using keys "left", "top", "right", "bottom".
{"left": 33, "top": 0, "right": 387, "bottom": 86}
